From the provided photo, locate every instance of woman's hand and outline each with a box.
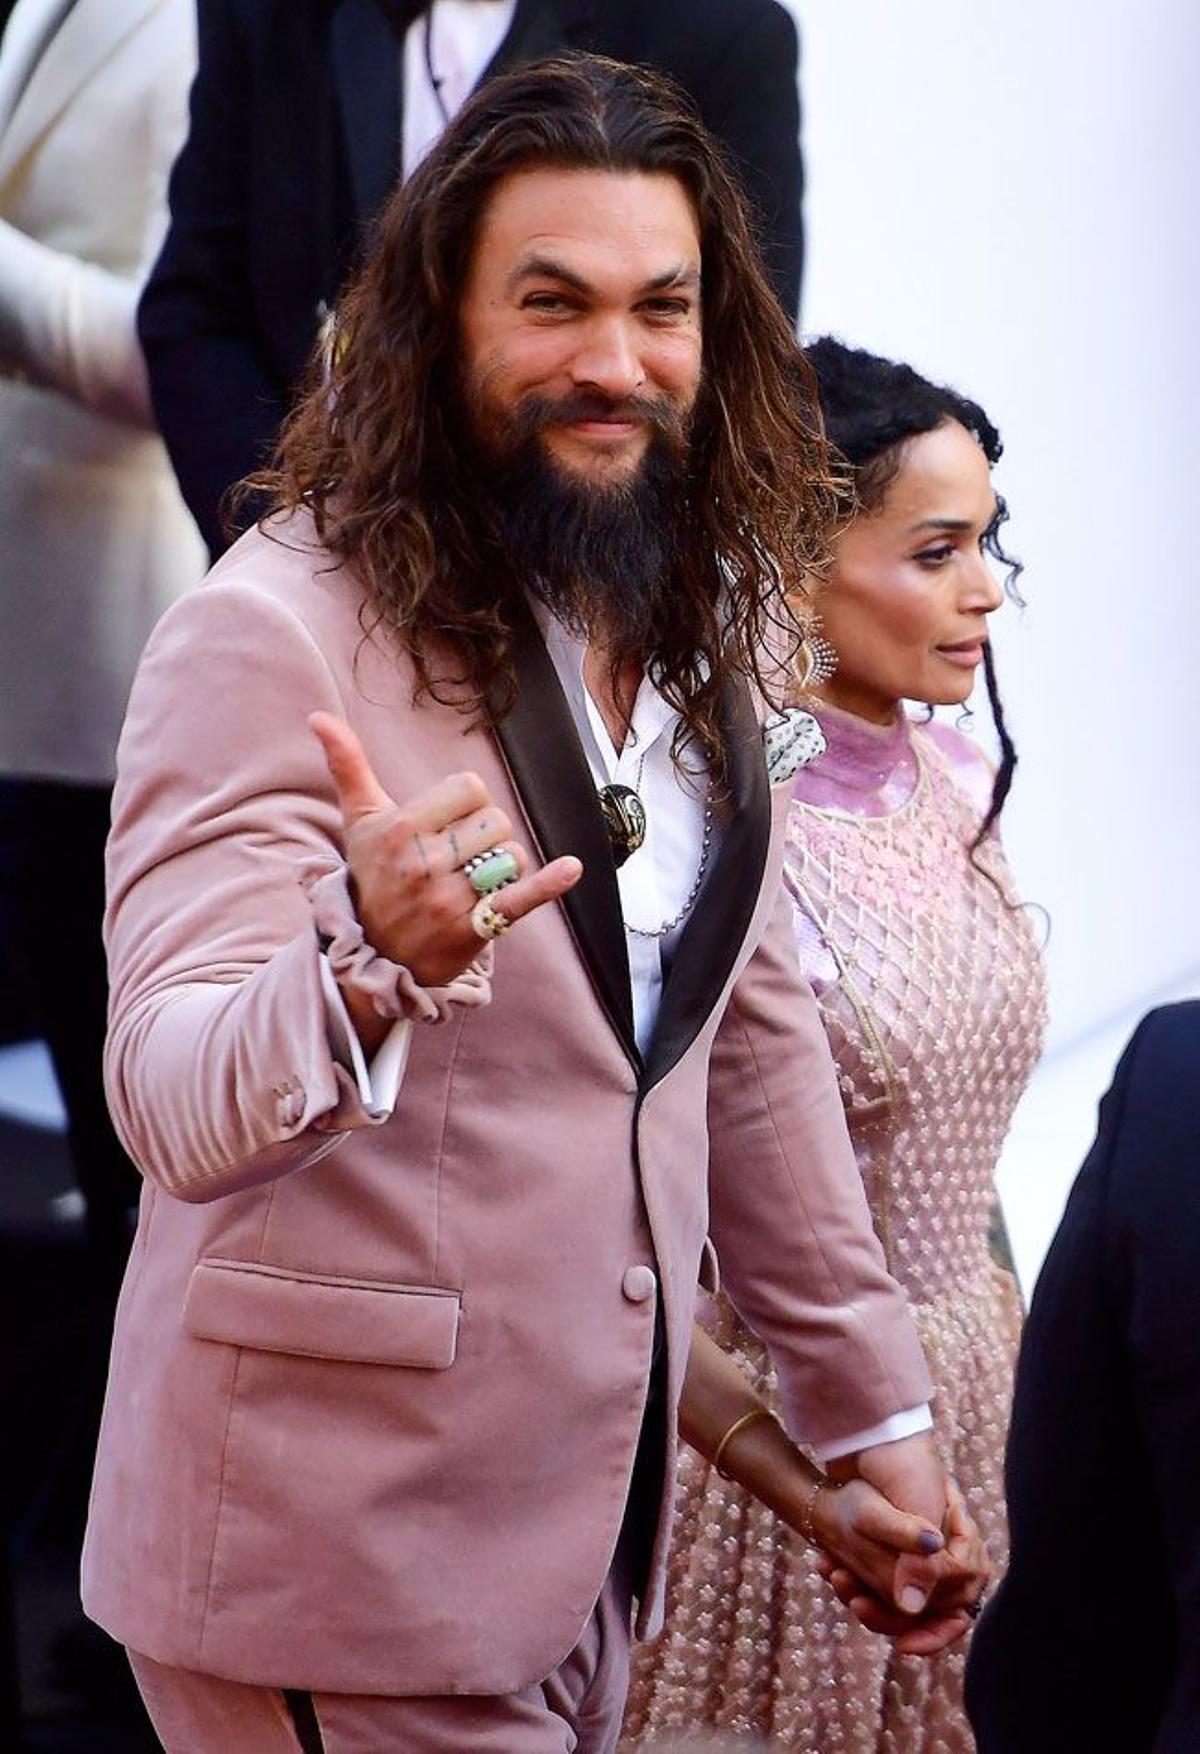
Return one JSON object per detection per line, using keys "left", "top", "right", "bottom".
{"left": 810, "top": 1474, "right": 945, "bottom": 1608}
{"left": 679, "top": 1327, "right": 989, "bottom": 1655}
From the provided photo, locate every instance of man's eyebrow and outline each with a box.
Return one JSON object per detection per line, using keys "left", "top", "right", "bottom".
{"left": 505, "top": 257, "right": 701, "bottom": 296}
{"left": 639, "top": 264, "right": 700, "bottom": 294}
{"left": 507, "top": 255, "right": 594, "bottom": 295}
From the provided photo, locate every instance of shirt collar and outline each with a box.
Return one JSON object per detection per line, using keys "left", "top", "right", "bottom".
{"left": 531, "top": 599, "right": 680, "bottom": 777}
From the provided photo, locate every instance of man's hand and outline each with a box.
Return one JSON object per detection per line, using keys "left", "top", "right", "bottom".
{"left": 310, "top": 712, "right": 582, "bottom": 994}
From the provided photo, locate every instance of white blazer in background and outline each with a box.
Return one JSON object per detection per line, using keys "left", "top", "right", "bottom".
{"left": 0, "top": 0, "right": 204, "bottom": 785}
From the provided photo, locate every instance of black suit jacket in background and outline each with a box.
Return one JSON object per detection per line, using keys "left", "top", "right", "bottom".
{"left": 966, "top": 1001, "right": 1200, "bottom": 1754}
{"left": 140, "top": 0, "right": 804, "bottom": 555}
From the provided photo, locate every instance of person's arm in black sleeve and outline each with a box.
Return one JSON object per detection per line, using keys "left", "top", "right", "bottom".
{"left": 138, "top": 0, "right": 284, "bottom": 556}
{"left": 694, "top": 0, "right": 803, "bottom": 322}
{"left": 966, "top": 1014, "right": 1177, "bottom": 1752}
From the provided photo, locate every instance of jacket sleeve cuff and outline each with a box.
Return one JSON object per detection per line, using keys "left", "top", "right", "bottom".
{"left": 307, "top": 861, "right": 493, "bottom": 1025}
{"left": 810, "top": 1403, "right": 934, "bottom": 1465}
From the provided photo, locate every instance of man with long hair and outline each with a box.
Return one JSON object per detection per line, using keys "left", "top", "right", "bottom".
{"left": 141, "top": 0, "right": 806, "bottom": 556}
{"left": 84, "top": 56, "right": 964, "bottom": 1750}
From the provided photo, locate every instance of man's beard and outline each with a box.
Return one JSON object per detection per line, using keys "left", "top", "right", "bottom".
{"left": 466, "top": 388, "right": 695, "bottom": 667}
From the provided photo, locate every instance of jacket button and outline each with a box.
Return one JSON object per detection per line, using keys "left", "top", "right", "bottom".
{"left": 278, "top": 1089, "right": 305, "bottom": 1128}
{"left": 622, "top": 1265, "right": 657, "bottom": 1303}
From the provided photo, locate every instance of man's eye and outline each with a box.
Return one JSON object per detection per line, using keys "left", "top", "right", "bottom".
{"left": 521, "top": 292, "right": 571, "bottom": 312}
{"left": 642, "top": 299, "right": 690, "bottom": 318}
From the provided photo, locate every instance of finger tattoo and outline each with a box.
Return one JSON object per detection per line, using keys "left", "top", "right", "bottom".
{"left": 412, "top": 832, "right": 432, "bottom": 878}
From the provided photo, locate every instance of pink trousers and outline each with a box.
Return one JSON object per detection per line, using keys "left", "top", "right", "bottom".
{"left": 128, "top": 1560, "right": 633, "bottom": 1753}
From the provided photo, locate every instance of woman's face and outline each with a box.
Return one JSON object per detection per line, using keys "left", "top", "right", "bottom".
{"left": 818, "top": 419, "right": 1005, "bottom": 724}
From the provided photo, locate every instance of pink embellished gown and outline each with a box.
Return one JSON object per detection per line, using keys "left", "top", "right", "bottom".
{"left": 624, "top": 705, "right": 1048, "bottom": 1751}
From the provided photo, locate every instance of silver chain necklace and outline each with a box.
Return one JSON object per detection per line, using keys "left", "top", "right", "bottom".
{"left": 622, "top": 746, "right": 715, "bottom": 940}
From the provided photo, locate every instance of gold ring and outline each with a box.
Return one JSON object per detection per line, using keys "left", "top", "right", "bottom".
{"left": 470, "top": 895, "right": 512, "bottom": 941}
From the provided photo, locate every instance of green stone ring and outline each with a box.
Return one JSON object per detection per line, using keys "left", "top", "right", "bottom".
{"left": 464, "top": 846, "right": 519, "bottom": 896}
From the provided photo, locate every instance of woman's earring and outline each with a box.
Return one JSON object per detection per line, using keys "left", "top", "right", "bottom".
{"left": 793, "top": 612, "right": 838, "bottom": 693}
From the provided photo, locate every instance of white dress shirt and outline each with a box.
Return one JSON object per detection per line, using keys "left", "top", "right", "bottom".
{"left": 401, "top": 0, "right": 517, "bottom": 177}
{"left": 538, "top": 608, "right": 716, "bottom": 1055}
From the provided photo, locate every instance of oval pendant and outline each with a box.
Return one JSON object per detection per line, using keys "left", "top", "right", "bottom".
{"left": 597, "top": 783, "right": 648, "bottom": 869}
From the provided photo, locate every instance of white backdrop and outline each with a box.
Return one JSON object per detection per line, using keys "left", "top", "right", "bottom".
{"left": 786, "top": 0, "right": 1200, "bottom": 1282}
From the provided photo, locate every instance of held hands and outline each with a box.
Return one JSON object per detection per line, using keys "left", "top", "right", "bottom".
{"left": 310, "top": 711, "right": 582, "bottom": 989}
{"left": 685, "top": 1330, "right": 989, "bottom": 1657}
{"left": 824, "top": 1432, "right": 990, "bottom": 1653}
{"left": 804, "top": 1473, "right": 948, "bottom": 1617}
{"left": 817, "top": 1476, "right": 986, "bottom": 1655}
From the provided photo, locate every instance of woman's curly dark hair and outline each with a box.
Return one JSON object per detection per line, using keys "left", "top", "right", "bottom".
{"left": 254, "top": 54, "right": 841, "bottom": 767}
{"left": 804, "top": 336, "right": 1024, "bottom": 845}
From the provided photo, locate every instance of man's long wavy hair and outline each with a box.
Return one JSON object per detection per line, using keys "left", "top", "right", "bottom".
{"left": 258, "top": 54, "right": 840, "bottom": 759}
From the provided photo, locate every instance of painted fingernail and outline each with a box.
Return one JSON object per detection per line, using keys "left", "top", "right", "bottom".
{"left": 917, "top": 1531, "right": 943, "bottom": 1555}
{"left": 900, "top": 1586, "right": 928, "bottom": 1614}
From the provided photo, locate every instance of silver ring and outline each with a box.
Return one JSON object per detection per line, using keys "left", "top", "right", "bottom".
{"left": 470, "top": 895, "right": 512, "bottom": 941}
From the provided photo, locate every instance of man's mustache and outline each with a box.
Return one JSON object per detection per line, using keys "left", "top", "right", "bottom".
{"left": 511, "top": 390, "right": 688, "bottom": 441}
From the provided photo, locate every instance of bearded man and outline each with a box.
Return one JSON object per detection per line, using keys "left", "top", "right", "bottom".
{"left": 83, "top": 55, "right": 977, "bottom": 1753}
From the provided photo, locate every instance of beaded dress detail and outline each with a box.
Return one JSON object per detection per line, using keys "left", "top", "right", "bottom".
{"left": 623, "top": 707, "right": 1047, "bottom": 1751}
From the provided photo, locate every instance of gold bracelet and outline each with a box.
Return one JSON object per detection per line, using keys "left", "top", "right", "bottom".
{"left": 711, "top": 1406, "right": 776, "bottom": 1480}
{"left": 799, "top": 1471, "right": 837, "bottom": 1547}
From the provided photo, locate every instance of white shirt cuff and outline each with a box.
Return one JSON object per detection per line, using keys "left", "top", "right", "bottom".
{"left": 319, "top": 954, "right": 413, "bottom": 1119}
{"left": 811, "top": 1402, "right": 934, "bottom": 1465}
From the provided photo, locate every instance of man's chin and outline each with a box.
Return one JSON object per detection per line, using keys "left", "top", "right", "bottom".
{"left": 542, "top": 432, "right": 649, "bottom": 489}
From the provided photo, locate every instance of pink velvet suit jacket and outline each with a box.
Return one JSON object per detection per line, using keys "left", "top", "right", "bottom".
{"left": 82, "top": 514, "right": 931, "bottom": 1696}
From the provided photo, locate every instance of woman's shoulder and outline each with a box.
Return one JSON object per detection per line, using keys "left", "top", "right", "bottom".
{"left": 917, "top": 717, "right": 995, "bottom": 820}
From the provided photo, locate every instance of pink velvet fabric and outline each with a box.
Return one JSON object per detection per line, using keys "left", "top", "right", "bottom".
{"left": 129, "top": 1544, "right": 633, "bottom": 1753}
{"left": 83, "top": 515, "right": 931, "bottom": 1699}
{"left": 307, "top": 860, "right": 492, "bottom": 1022}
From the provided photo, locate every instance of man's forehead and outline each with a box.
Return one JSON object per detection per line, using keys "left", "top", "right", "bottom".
{"left": 472, "top": 166, "right": 701, "bottom": 274}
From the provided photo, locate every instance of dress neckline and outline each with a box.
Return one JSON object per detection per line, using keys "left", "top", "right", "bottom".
{"left": 792, "top": 702, "right": 924, "bottom": 820}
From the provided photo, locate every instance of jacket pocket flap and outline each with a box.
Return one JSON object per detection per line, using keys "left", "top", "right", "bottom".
{"left": 184, "top": 1258, "right": 460, "bottom": 1369}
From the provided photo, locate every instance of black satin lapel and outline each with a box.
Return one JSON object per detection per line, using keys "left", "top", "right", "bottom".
{"left": 331, "top": 0, "right": 404, "bottom": 226}
{"left": 493, "top": 604, "right": 640, "bottom": 1070}
{"left": 486, "top": 0, "right": 598, "bottom": 76}
{"left": 643, "top": 679, "right": 771, "bottom": 1092}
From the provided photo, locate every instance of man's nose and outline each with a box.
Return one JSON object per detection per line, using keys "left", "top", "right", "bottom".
{"left": 568, "top": 317, "right": 646, "bottom": 399}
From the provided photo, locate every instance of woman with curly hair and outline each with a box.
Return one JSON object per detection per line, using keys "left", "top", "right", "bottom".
{"left": 626, "top": 339, "right": 1047, "bottom": 1751}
